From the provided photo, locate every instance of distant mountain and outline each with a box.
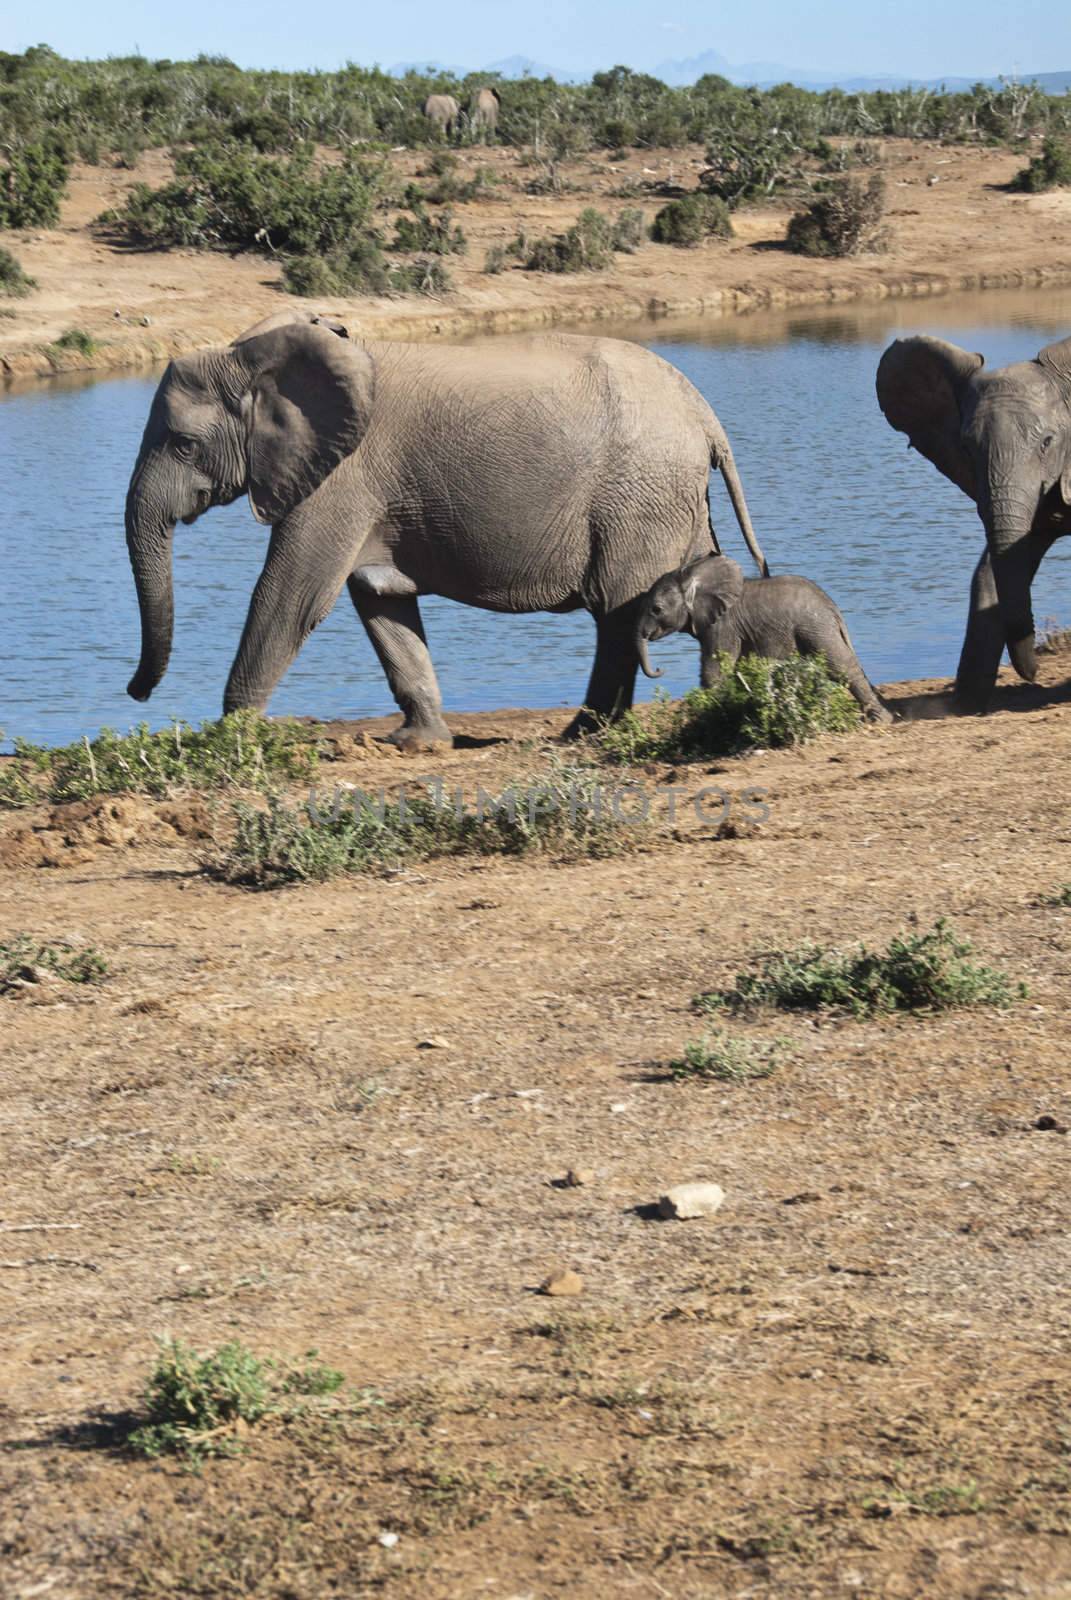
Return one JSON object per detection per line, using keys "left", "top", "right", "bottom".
{"left": 654, "top": 51, "right": 1071, "bottom": 93}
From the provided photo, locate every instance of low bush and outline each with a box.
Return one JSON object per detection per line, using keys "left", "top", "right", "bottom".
{"left": 0, "top": 140, "right": 69, "bottom": 228}
{"left": 0, "top": 933, "right": 109, "bottom": 995}
{"left": 699, "top": 128, "right": 802, "bottom": 206}
{"left": 103, "top": 143, "right": 384, "bottom": 257}
{"left": 0, "top": 247, "right": 36, "bottom": 297}
{"left": 126, "top": 1338, "right": 344, "bottom": 1461}
{"left": 50, "top": 327, "right": 98, "bottom": 356}
{"left": 521, "top": 207, "right": 643, "bottom": 273}
{"left": 0, "top": 712, "right": 318, "bottom": 809}
{"left": 208, "top": 763, "right": 632, "bottom": 887}
{"left": 282, "top": 237, "right": 391, "bottom": 296}
{"left": 1012, "top": 137, "right": 1071, "bottom": 193}
{"left": 785, "top": 174, "right": 887, "bottom": 258}
{"left": 599, "top": 655, "right": 860, "bottom": 764}
{"left": 695, "top": 919, "right": 1025, "bottom": 1018}
{"left": 650, "top": 192, "right": 732, "bottom": 245}
{"left": 483, "top": 243, "right": 507, "bottom": 274}
{"left": 391, "top": 205, "right": 467, "bottom": 254}
{"left": 668, "top": 1031, "right": 786, "bottom": 1082}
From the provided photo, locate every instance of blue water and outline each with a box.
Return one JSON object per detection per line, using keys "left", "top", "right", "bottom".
{"left": 3, "top": 288, "right": 1071, "bottom": 748}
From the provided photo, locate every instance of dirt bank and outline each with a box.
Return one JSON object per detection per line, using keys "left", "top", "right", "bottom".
{"left": 2, "top": 651, "right": 1071, "bottom": 1597}
{"left": 3, "top": 138, "right": 1071, "bottom": 378}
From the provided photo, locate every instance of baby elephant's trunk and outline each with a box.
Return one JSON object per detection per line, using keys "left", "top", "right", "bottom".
{"left": 636, "top": 633, "right": 664, "bottom": 679}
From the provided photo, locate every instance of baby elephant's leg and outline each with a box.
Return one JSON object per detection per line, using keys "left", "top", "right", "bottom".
{"left": 697, "top": 626, "right": 736, "bottom": 689}
{"left": 820, "top": 621, "right": 894, "bottom": 723}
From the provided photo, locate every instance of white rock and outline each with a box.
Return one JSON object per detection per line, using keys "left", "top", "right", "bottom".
{"left": 378, "top": 1531, "right": 399, "bottom": 1549}
{"left": 657, "top": 1182, "right": 725, "bottom": 1220}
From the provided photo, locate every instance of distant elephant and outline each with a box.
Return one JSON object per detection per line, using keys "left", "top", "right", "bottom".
{"left": 469, "top": 85, "right": 500, "bottom": 137}
{"left": 423, "top": 93, "right": 460, "bottom": 136}
{"left": 123, "top": 313, "right": 770, "bottom": 748}
{"left": 877, "top": 333, "right": 1071, "bottom": 712}
{"left": 636, "top": 555, "right": 893, "bottom": 722}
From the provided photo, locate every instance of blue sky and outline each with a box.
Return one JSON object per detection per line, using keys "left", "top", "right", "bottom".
{"left": 9, "top": 0, "right": 1066, "bottom": 80}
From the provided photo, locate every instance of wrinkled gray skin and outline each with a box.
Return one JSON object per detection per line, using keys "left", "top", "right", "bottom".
{"left": 124, "top": 313, "right": 770, "bottom": 749}
{"left": 469, "top": 85, "right": 500, "bottom": 136}
{"left": 636, "top": 555, "right": 893, "bottom": 722}
{"left": 876, "top": 333, "right": 1071, "bottom": 713}
{"left": 423, "top": 93, "right": 460, "bottom": 135}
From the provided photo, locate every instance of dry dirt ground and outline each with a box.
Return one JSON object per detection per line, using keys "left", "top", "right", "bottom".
{"left": 3, "top": 653, "right": 1071, "bottom": 1598}
{"left": 2, "top": 136, "right": 1071, "bottom": 375}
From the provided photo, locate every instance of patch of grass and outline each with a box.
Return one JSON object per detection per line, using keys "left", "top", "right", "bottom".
{"left": 650, "top": 192, "right": 732, "bottom": 245}
{"left": 786, "top": 173, "right": 888, "bottom": 257}
{"left": 391, "top": 204, "right": 467, "bottom": 255}
{"left": 0, "top": 712, "right": 318, "bottom": 809}
{"left": 865, "top": 1480, "right": 986, "bottom": 1518}
{"left": 1040, "top": 884, "right": 1071, "bottom": 908}
{"left": 611, "top": 206, "right": 646, "bottom": 252}
{"left": 208, "top": 762, "right": 632, "bottom": 887}
{"left": 696, "top": 918, "right": 1025, "bottom": 1019}
{"left": 126, "top": 1339, "right": 345, "bottom": 1461}
{"left": 521, "top": 206, "right": 641, "bottom": 272}
{"left": 0, "top": 246, "right": 37, "bottom": 298}
{"left": 0, "top": 933, "right": 109, "bottom": 995}
{"left": 599, "top": 655, "right": 861, "bottom": 764}
{"left": 483, "top": 243, "right": 507, "bottom": 273}
{"left": 1012, "top": 137, "right": 1071, "bottom": 193}
{"left": 49, "top": 327, "right": 99, "bottom": 357}
{"left": 668, "top": 1030, "right": 787, "bottom": 1082}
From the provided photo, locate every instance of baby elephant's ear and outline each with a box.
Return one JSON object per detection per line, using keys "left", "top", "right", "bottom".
{"left": 688, "top": 555, "right": 745, "bottom": 619}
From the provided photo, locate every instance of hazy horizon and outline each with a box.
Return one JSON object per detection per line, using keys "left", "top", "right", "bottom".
{"left": 8, "top": 0, "right": 1066, "bottom": 84}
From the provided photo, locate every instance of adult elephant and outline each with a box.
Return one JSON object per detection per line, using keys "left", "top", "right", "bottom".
{"left": 423, "top": 93, "right": 459, "bottom": 136}
{"left": 123, "top": 313, "right": 770, "bottom": 748}
{"left": 469, "top": 85, "right": 500, "bottom": 137}
{"left": 877, "top": 333, "right": 1071, "bottom": 712}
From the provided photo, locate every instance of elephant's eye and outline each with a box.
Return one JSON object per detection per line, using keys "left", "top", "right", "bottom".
{"left": 1041, "top": 434, "right": 1055, "bottom": 454}
{"left": 172, "top": 435, "right": 198, "bottom": 462}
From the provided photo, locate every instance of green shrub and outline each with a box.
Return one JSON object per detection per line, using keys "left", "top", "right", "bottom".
{"left": 51, "top": 327, "right": 98, "bottom": 355}
{"left": 0, "top": 933, "right": 108, "bottom": 995}
{"left": 483, "top": 243, "right": 507, "bottom": 273}
{"left": 126, "top": 1338, "right": 346, "bottom": 1460}
{"left": 0, "top": 246, "right": 36, "bottom": 296}
{"left": 0, "top": 141, "right": 69, "bottom": 228}
{"left": 282, "top": 236, "right": 391, "bottom": 296}
{"left": 696, "top": 919, "right": 1025, "bottom": 1019}
{"left": 650, "top": 192, "right": 732, "bottom": 245}
{"left": 611, "top": 206, "right": 646, "bottom": 252}
{"left": 208, "top": 763, "right": 631, "bottom": 888}
{"left": 1012, "top": 137, "right": 1071, "bottom": 193}
{"left": 699, "top": 128, "right": 801, "bottom": 206}
{"left": 785, "top": 174, "right": 887, "bottom": 257}
{"left": 524, "top": 207, "right": 617, "bottom": 272}
{"left": 600, "top": 655, "right": 860, "bottom": 764}
{"left": 668, "top": 1031, "right": 786, "bottom": 1081}
{"left": 0, "top": 711, "right": 318, "bottom": 809}
{"left": 391, "top": 204, "right": 466, "bottom": 254}
{"left": 388, "top": 256, "right": 453, "bottom": 294}
{"left": 104, "top": 143, "right": 384, "bottom": 257}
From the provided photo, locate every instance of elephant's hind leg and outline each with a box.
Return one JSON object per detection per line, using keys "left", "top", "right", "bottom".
{"left": 564, "top": 606, "right": 640, "bottom": 739}
{"left": 347, "top": 581, "right": 453, "bottom": 750}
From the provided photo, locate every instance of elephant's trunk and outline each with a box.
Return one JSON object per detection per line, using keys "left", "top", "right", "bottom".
{"left": 985, "top": 493, "right": 1040, "bottom": 683}
{"left": 125, "top": 475, "right": 176, "bottom": 702}
{"left": 637, "top": 634, "right": 664, "bottom": 679}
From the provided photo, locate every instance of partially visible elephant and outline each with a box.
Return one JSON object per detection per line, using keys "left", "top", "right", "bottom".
{"left": 636, "top": 555, "right": 892, "bottom": 722}
{"left": 469, "top": 85, "right": 500, "bottom": 137}
{"left": 877, "top": 333, "right": 1071, "bottom": 712}
{"left": 123, "top": 315, "right": 771, "bottom": 748}
{"left": 423, "top": 93, "right": 460, "bottom": 136}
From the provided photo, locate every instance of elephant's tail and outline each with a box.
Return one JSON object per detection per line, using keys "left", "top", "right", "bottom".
{"left": 708, "top": 418, "right": 770, "bottom": 578}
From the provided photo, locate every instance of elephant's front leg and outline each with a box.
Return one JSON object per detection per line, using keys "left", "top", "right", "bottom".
{"left": 347, "top": 579, "right": 453, "bottom": 751}
{"left": 697, "top": 622, "right": 736, "bottom": 689}
{"left": 955, "top": 535, "right": 1059, "bottom": 712}
{"left": 223, "top": 511, "right": 361, "bottom": 715}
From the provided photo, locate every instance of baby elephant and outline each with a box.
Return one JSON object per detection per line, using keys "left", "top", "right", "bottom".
{"left": 636, "top": 555, "right": 893, "bottom": 723}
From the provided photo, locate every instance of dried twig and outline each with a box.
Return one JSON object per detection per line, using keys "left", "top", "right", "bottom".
{"left": 0, "top": 1254, "right": 99, "bottom": 1271}
{"left": 0, "top": 1223, "right": 82, "bottom": 1233}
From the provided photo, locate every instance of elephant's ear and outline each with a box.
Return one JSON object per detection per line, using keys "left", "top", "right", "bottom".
{"left": 876, "top": 336, "right": 983, "bottom": 501}
{"left": 1036, "top": 338, "right": 1071, "bottom": 504}
{"left": 687, "top": 555, "right": 745, "bottom": 621}
{"left": 234, "top": 322, "right": 374, "bottom": 526}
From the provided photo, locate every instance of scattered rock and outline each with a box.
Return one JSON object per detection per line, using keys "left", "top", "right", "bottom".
{"left": 563, "top": 1167, "right": 594, "bottom": 1188}
{"left": 377, "top": 1531, "right": 400, "bottom": 1549}
{"left": 539, "top": 1267, "right": 583, "bottom": 1297}
{"left": 1035, "top": 1114, "right": 1068, "bottom": 1133}
{"left": 657, "top": 1182, "right": 725, "bottom": 1221}
{"left": 416, "top": 1036, "right": 450, "bottom": 1050}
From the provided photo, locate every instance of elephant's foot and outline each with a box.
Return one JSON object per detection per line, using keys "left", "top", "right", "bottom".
{"left": 387, "top": 717, "right": 454, "bottom": 753}
{"left": 561, "top": 706, "right": 606, "bottom": 741}
{"left": 951, "top": 682, "right": 993, "bottom": 716}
